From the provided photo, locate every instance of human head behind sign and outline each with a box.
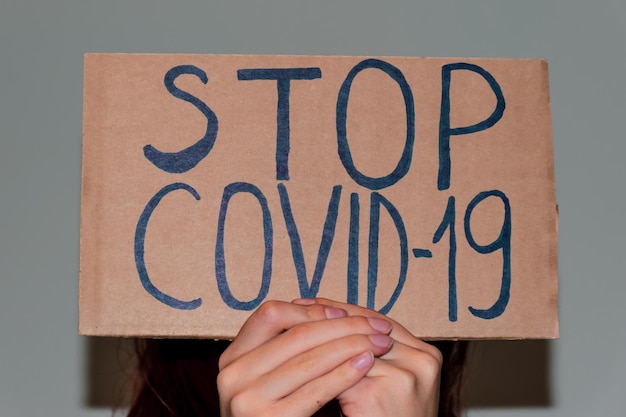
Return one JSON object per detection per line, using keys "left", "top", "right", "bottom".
{"left": 126, "top": 298, "right": 468, "bottom": 417}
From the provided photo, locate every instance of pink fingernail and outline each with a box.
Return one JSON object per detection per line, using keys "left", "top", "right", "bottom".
{"left": 292, "top": 298, "right": 316, "bottom": 305}
{"left": 352, "top": 351, "right": 374, "bottom": 370}
{"left": 324, "top": 307, "right": 347, "bottom": 319}
{"left": 368, "top": 334, "right": 393, "bottom": 348}
{"left": 367, "top": 317, "right": 392, "bottom": 334}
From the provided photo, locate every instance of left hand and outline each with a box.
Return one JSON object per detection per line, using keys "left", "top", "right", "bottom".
{"left": 293, "top": 298, "right": 443, "bottom": 417}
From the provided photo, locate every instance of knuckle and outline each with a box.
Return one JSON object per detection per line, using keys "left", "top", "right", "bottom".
{"left": 255, "top": 300, "right": 285, "bottom": 325}
{"left": 218, "top": 347, "right": 234, "bottom": 371}
{"left": 342, "top": 333, "right": 387, "bottom": 355}
{"left": 346, "top": 315, "right": 372, "bottom": 330}
{"left": 417, "top": 351, "right": 443, "bottom": 382}
{"left": 357, "top": 333, "right": 380, "bottom": 348}
{"left": 216, "top": 364, "right": 240, "bottom": 392}
{"left": 424, "top": 343, "right": 444, "bottom": 366}
{"left": 305, "top": 304, "right": 329, "bottom": 321}
{"left": 431, "top": 348, "right": 444, "bottom": 368}
{"left": 229, "top": 392, "right": 253, "bottom": 417}
{"left": 216, "top": 368, "right": 235, "bottom": 395}
{"left": 291, "top": 350, "right": 317, "bottom": 373}
{"left": 287, "top": 321, "right": 312, "bottom": 340}
{"left": 395, "top": 367, "right": 419, "bottom": 392}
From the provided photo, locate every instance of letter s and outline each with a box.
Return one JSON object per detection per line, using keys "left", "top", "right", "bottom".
{"left": 143, "top": 65, "right": 218, "bottom": 173}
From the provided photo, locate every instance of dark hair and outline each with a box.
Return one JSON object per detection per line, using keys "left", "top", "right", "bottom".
{"left": 126, "top": 338, "right": 468, "bottom": 417}
{"left": 430, "top": 340, "right": 469, "bottom": 417}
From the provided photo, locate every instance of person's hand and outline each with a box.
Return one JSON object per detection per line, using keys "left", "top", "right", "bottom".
{"left": 217, "top": 300, "right": 395, "bottom": 417}
{"left": 294, "top": 298, "right": 444, "bottom": 417}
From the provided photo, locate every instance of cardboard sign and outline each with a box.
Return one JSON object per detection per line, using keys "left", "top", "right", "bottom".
{"left": 80, "top": 54, "right": 558, "bottom": 339}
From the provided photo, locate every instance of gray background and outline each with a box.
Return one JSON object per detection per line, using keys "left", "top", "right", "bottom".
{"left": 1, "top": 1, "right": 625, "bottom": 416}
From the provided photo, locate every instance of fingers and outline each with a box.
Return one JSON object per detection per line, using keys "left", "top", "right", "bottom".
{"left": 218, "top": 302, "right": 395, "bottom": 417}
{"left": 367, "top": 340, "right": 443, "bottom": 394}
{"left": 218, "top": 300, "right": 395, "bottom": 417}
{"left": 219, "top": 298, "right": 443, "bottom": 417}
{"left": 336, "top": 341, "right": 443, "bottom": 417}
{"left": 222, "top": 314, "right": 393, "bottom": 389}
{"left": 254, "top": 333, "right": 393, "bottom": 400}
{"left": 225, "top": 350, "right": 375, "bottom": 417}
{"left": 274, "top": 351, "right": 375, "bottom": 416}
{"left": 295, "top": 298, "right": 439, "bottom": 356}
{"left": 220, "top": 300, "right": 348, "bottom": 369}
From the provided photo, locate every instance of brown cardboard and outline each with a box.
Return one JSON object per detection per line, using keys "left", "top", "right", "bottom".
{"left": 80, "top": 54, "right": 558, "bottom": 339}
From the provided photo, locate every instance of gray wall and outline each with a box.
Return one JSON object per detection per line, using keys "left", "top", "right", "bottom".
{"left": 1, "top": 1, "right": 625, "bottom": 416}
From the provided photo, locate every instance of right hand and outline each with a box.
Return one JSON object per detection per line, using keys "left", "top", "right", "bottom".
{"left": 217, "top": 300, "right": 394, "bottom": 417}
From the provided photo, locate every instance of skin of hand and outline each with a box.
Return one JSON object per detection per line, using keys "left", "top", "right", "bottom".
{"left": 217, "top": 300, "right": 395, "bottom": 417}
{"left": 293, "top": 298, "right": 444, "bottom": 417}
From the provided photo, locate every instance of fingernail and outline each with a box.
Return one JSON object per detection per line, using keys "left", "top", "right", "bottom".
{"left": 368, "top": 334, "right": 393, "bottom": 349}
{"left": 292, "top": 298, "right": 316, "bottom": 305}
{"left": 324, "top": 307, "right": 347, "bottom": 319}
{"left": 367, "top": 317, "right": 392, "bottom": 334}
{"left": 352, "top": 351, "right": 374, "bottom": 370}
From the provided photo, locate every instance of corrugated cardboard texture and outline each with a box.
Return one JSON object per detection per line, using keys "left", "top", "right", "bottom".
{"left": 80, "top": 54, "right": 558, "bottom": 339}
